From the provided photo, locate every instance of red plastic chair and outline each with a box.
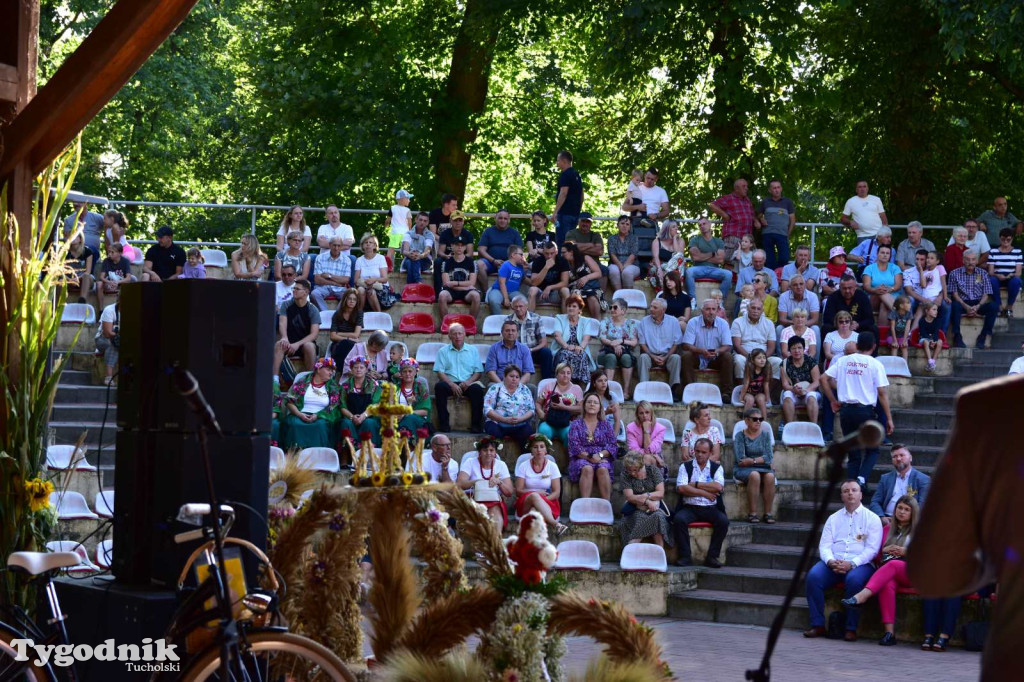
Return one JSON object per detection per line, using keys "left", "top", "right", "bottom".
{"left": 441, "top": 313, "right": 477, "bottom": 335}
{"left": 401, "top": 283, "right": 436, "bottom": 303}
{"left": 688, "top": 522, "right": 712, "bottom": 529}
{"left": 398, "top": 312, "right": 436, "bottom": 334}
{"left": 909, "top": 328, "right": 949, "bottom": 349}
{"left": 877, "top": 328, "right": 892, "bottom": 348}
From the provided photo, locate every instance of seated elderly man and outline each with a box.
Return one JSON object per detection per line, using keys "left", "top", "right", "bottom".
{"left": 948, "top": 250, "right": 999, "bottom": 349}
{"left": 847, "top": 226, "right": 893, "bottom": 269}
{"left": 505, "top": 294, "right": 553, "bottom": 379}
{"left": 895, "top": 221, "right": 936, "bottom": 269}
{"left": 419, "top": 433, "right": 458, "bottom": 483}
{"left": 735, "top": 249, "right": 780, "bottom": 297}
{"left": 821, "top": 275, "right": 876, "bottom": 338}
{"left": 434, "top": 323, "right": 486, "bottom": 433}
{"left": 485, "top": 319, "right": 535, "bottom": 386}
{"left": 777, "top": 273, "right": 821, "bottom": 342}
{"left": 869, "top": 444, "right": 930, "bottom": 525}
{"left": 681, "top": 299, "right": 734, "bottom": 399}
{"left": 731, "top": 299, "right": 782, "bottom": 380}
{"left": 637, "top": 298, "right": 684, "bottom": 401}
{"left": 310, "top": 237, "right": 352, "bottom": 310}
{"left": 804, "top": 479, "right": 882, "bottom": 641}
{"left": 780, "top": 244, "right": 821, "bottom": 293}
{"left": 672, "top": 437, "right": 729, "bottom": 568}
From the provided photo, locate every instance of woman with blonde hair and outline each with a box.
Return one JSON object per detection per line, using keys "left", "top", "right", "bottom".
{"left": 231, "top": 234, "right": 269, "bottom": 280}
{"left": 354, "top": 233, "right": 395, "bottom": 311}
{"left": 275, "top": 204, "right": 311, "bottom": 251}
{"left": 625, "top": 400, "right": 666, "bottom": 471}
{"left": 618, "top": 451, "right": 672, "bottom": 548}
{"left": 841, "top": 494, "right": 920, "bottom": 646}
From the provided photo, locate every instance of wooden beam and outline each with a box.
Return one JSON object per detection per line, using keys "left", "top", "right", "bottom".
{"left": 0, "top": 64, "right": 18, "bottom": 104}
{"left": 0, "top": 0, "right": 199, "bottom": 179}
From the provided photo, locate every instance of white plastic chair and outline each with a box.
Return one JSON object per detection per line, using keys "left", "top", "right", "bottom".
{"left": 200, "top": 249, "right": 228, "bottom": 268}
{"left": 554, "top": 540, "right": 601, "bottom": 571}
{"left": 616, "top": 289, "right": 648, "bottom": 309}
{"left": 581, "top": 318, "right": 600, "bottom": 338}
{"left": 683, "top": 419, "right": 727, "bottom": 442}
{"left": 540, "top": 316, "right": 557, "bottom": 335}
{"left": 61, "top": 303, "right": 96, "bottom": 324}
{"left": 682, "top": 382, "right": 724, "bottom": 407}
{"left": 782, "top": 422, "right": 826, "bottom": 448}
{"left": 472, "top": 344, "right": 491, "bottom": 366}
{"left": 293, "top": 371, "right": 311, "bottom": 385}
{"left": 94, "top": 490, "right": 114, "bottom": 518}
{"left": 55, "top": 491, "right": 99, "bottom": 520}
{"left": 297, "top": 447, "right": 340, "bottom": 473}
{"left": 460, "top": 450, "right": 478, "bottom": 466}
{"left": 46, "top": 444, "right": 96, "bottom": 471}
{"left": 95, "top": 539, "right": 113, "bottom": 569}
{"left": 385, "top": 341, "right": 409, "bottom": 359}
{"left": 656, "top": 417, "right": 676, "bottom": 443}
{"left": 607, "top": 380, "right": 625, "bottom": 404}
{"left": 732, "top": 419, "right": 776, "bottom": 448}
{"left": 878, "top": 355, "right": 912, "bottom": 378}
{"left": 318, "top": 309, "right": 335, "bottom": 330}
{"left": 620, "top": 543, "right": 667, "bottom": 572}
{"left": 568, "top": 498, "right": 614, "bottom": 525}
{"left": 46, "top": 541, "right": 98, "bottom": 572}
{"left": 482, "top": 315, "right": 507, "bottom": 335}
{"left": 363, "top": 311, "right": 394, "bottom": 332}
{"left": 731, "top": 385, "right": 772, "bottom": 407}
{"left": 415, "top": 342, "right": 445, "bottom": 365}
{"left": 634, "top": 381, "right": 673, "bottom": 405}
{"left": 269, "top": 446, "right": 286, "bottom": 471}
{"left": 617, "top": 421, "right": 627, "bottom": 443}
{"left": 514, "top": 453, "right": 556, "bottom": 471}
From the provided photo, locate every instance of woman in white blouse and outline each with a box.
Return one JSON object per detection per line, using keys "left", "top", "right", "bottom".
{"left": 514, "top": 434, "right": 566, "bottom": 536}
{"left": 275, "top": 205, "right": 311, "bottom": 252}
{"left": 458, "top": 436, "right": 514, "bottom": 532}
{"left": 355, "top": 233, "right": 394, "bottom": 311}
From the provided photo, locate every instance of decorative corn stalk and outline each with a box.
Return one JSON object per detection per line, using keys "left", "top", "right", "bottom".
{"left": 0, "top": 138, "right": 82, "bottom": 609}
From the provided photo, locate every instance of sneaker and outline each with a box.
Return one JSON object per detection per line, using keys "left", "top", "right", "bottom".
{"left": 927, "top": 359, "right": 936, "bottom": 370}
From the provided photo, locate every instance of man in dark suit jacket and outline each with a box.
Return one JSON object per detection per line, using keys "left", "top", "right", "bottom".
{"left": 869, "top": 444, "right": 930, "bottom": 524}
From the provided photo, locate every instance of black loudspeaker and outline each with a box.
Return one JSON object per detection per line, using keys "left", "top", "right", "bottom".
{"left": 116, "top": 282, "right": 163, "bottom": 431}
{"left": 157, "top": 279, "right": 275, "bottom": 435}
{"left": 146, "top": 432, "right": 269, "bottom": 588}
{"left": 112, "top": 431, "right": 155, "bottom": 584}
{"left": 52, "top": 578, "right": 178, "bottom": 682}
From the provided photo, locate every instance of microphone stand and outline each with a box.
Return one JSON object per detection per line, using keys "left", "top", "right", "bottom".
{"left": 746, "top": 440, "right": 847, "bottom": 682}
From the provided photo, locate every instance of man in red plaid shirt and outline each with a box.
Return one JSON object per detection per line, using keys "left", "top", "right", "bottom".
{"left": 709, "top": 178, "right": 762, "bottom": 265}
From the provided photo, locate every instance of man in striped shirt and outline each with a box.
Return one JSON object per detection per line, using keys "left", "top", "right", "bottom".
{"left": 987, "top": 228, "right": 1023, "bottom": 317}
{"left": 948, "top": 251, "right": 998, "bottom": 348}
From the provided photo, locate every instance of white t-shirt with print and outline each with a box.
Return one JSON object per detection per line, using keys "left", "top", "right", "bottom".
{"left": 825, "top": 353, "right": 889, "bottom": 406}
{"left": 96, "top": 303, "right": 118, "bottom": 339}
{"left": 275, "top": 281, "right": 295, "bottom": 307}
{"left": 515, "top": 459, "right": 561, "bottom": 494}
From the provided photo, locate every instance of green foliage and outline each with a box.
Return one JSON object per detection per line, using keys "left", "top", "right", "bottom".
{"left": 491, "top": 571, "right": 568, "bottom": 599}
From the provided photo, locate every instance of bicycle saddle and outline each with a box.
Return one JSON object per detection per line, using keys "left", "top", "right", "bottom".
{"left": 7, "top": 551, "right": 81, "bottom": 575}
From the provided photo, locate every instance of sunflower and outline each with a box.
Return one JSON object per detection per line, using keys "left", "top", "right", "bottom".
{"left": 24, "top": 478, "right": 54, "bottom": 513}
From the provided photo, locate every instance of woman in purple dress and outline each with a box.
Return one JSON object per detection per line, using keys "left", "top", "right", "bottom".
{"left": 567, "top": 391, "right": 618, "bottom": 501}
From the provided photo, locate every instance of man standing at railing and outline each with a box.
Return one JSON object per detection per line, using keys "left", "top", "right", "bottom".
{"left": 709, "top": 178, "right": 760, "bottom": 265}
{"left": 316, "top": 204, "right": 355, "bottom": 268}
{"left": 428, "top": 193, "right": 459, "bottom": 236}
{"left": 976, "top": 195, "right": 1023, "bottom": 237}
{"left": 755, "top": 179, "right": 797, "bottom": 270}
{"left": 841, "top": 181, "right": 888, "bottom": 244}
{"left": 551, "top": 150, "right": 584, "bottom": 247}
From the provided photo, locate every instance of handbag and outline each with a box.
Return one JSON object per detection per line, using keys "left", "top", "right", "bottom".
{"left": 472, "top": 479, "right": 501, "bottom": 503}
{"left": 545, "top": 402, "right": 573, "bottom": 429}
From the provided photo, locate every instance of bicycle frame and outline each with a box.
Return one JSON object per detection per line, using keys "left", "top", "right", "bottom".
{"left": 0, "top": 572, "right": 80, "bottom": 682}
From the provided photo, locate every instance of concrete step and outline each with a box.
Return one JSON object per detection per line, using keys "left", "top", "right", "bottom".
{"left": 912, "top": 392, "right": 967, "bottom": 410}
{"left": 695, "top": 565, "right": 803, "bottom": 597}
{"left": 727, "top": 543, "right": 809, "bottom": 571}
{"left": 54, "top": 384, "right": 118, "bottom": 404}
{"left": 887, "top": 408, "right": 957, "bottom": 430}
{"left": 50, "top": 421, "right": 117, "bottom": 447}
{"left": 945, "top": 362, "right": 1018, "bottom": 379}
{"left": 887, "top": 428, "right": 951, "bottom": 448}
{"left": 667, "top": 589, "right": 809, "bottom": 629}
{"left": 749, "top": 522, "right": 815, "bottom": 548}
{"left": 51, "top": 403, "right": 118, "bottom": 423}
{"left": 778, "top": 501, "right": 842, "bottom": 525}
{"left": 58, "top": 370, "right": 95, "bottom": 387}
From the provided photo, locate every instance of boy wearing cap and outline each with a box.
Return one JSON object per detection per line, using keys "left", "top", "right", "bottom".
{"left": 434, "top": 211, "right": 475, "bottom": 292}
{"left": 386, "top": 189, "right": 414, "bottom": 264}
{"left": 142, "top": 225, "right": 186, "bottom": 282}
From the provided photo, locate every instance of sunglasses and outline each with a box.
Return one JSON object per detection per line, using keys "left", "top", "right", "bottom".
{"left": 748, "top": 416, "right": 764, "bottom": 422}
{"left": 610, "top": 305, "right": 621, "bottom": 310}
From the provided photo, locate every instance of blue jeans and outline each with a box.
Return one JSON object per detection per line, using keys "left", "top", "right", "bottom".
{"left": 762, "top": 233, "right": 790, "bottom": 270}
{"left": 951, "top": 299, "right": 998, "bottom": 342}
{"left": 990, "top": 275, "right": 1022, "bottom": 309}
{"left": 839, "top": 403, "right": 878, "bottom": 483}
{"left": 405, "top": 256, "right": 426, "bottom": 284}
{"left": 555, "top": 215, "right": 578, "bottom": 247}
{"left": 685, "top": 265, "right": 732, "bottom": 297}
{"left": 806, "top": 560, "right": 875, "bottom": 629}
{"left": 533, "top": 347, "right": 555, "bottom": 380}
{"left": 922, "top": 597, "right": 961, "bottom": 637}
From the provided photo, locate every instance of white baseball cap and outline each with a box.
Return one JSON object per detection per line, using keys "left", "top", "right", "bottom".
{"left": 396, "top": 189, "right": 413, "bottom": 200}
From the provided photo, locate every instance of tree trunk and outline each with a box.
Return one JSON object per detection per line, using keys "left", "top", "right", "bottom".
{"left": 706, "top": 3, "right": 752, "bottom": 177}
{"left": 432, "top": 0, "right": 506, "bottom": 202}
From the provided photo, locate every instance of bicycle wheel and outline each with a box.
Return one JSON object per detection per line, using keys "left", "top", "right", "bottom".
{"left": 179, "top": 631, "right": 355, "bottom": 682}
{"left": 0, "top": 623, "right": 56, "bottom": 682}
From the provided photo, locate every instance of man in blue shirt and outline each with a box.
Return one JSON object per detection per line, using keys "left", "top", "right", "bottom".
{"left": 552, "top": 150, "right": 584, "bottom": 247}
{"left": 476, "top": 209, "right": 523, "bottom": 290}
{"left": 755, "top": 179, "right": 797, "bottom": 269}
{"left": 485, "top": 320, "right": 535, "bottom": 385}
{"left": 681, "top": 299, "right": 735, "bottom": 399}
{"left": 434, "top": 323, "right": 485, "bottom": 433}
{"left": 486, "top": 245, "right": 527, "bottom": 314}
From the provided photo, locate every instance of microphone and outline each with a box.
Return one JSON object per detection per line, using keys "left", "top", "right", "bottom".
{"left": 172, "top": 368, "right": 223, "bottom": 437}
{"left": 819, "top": 420, "right": 884, "bottom": 457}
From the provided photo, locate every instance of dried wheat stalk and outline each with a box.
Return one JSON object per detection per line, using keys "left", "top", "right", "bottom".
{"left": 394, "top": 585, "right": 504, "bottom": 659}
{"left": 368, "top": 492, "right": 420, "bottom": 662}
{"left": 436, "top": 488, "right": 510, "bottom": 580}
{"left": 266, "top": 486, "right": 336, "bottom": 620}
{"left": 403, "top": 490, "right": 466, "bottom": 600}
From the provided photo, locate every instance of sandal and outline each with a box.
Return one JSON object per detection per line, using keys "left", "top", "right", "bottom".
{"left": 747, "top": 514, "right": 760, "bottom": 523}
{"left": 554, "top": 523, "right": 570, "bottom": 537}
{"left": 762, "top": 514, "right": 776, "bottom": 524}
{"left": 921, "top": 635, "right": 934, "bottom": 650}
{"left": 932, "top": 636, "right": 949, "bottom": 652}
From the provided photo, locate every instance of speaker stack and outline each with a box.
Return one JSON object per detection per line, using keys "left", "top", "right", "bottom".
{"left": 111, "top": 279, "right": 274, "bottom": 587}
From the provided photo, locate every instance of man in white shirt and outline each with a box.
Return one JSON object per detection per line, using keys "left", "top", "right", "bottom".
{"left": 1009, "top": 343, "right": 1024, "bottom": 375}
{"left": 840, "top": 181, "right": 888, "bottom": 243}
{"left": 622, "top": 167, "right": 669, "bottom": 227}
{"left": 275, "top": 265, "right": 298, "bottom": 308}
{"left": 731, "top": 299, "right": 782, "bottom": 379}
{"left": 948, "top": 218, "right": 991, "bottom": 264}
{"left": 803, "top": 479, "right": 882, "bottom": 640}
{"left": 420, "top": 434, "right": 458, "bottom": 483}
{"left": 672, "top": 438, "right": 729, "bottom": 568}
{"left": 821, "top": 332, "right": 895, "bottom": 487}
{"left": 316, "top": 204, "right": 356, "bottom": 267}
